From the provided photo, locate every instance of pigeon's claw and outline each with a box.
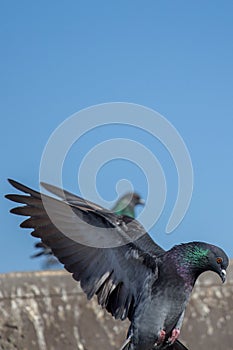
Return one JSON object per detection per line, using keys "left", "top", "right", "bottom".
{"left": 157, "top": 329, "right": 166, "bottom": 344}
{"left": 168, "top": 328, "right": 180, "bottom": 344}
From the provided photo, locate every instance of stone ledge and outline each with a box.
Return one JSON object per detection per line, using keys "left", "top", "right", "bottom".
{"left": 0, "top": 261, "right": 232, "bottom": 350}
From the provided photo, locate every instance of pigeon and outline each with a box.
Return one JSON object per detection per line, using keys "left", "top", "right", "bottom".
{"left": 6, "top": 179, "right": 229, "bottom": 350}
{"left": 111, "top": 192, "right": 145, "bottom": 218}
{"left": 31, "top": 191, "right": 144, "bottom": 265}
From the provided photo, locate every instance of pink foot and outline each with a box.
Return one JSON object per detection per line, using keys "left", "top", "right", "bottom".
{"left": 157, "top": 329, "right": 166, "bottom": 344}
{"left": 168, "top": 328, "right": 180, "bottom": 344}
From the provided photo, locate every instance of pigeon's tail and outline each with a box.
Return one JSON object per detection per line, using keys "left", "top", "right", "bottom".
{"left": 119, "top": 336, "right": 131, "bottom": 350}
{"left": 119, "top": 339, "right": 188, "bottom": 350}
{"left": 170, "top": 340, "right": 188, "bottom": 350}
{"left": 155, "top": 340, "right": 188, "bottom": 350}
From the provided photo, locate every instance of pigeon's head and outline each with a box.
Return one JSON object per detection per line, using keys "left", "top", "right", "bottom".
{"left": 204, "top": 243, "right": 229, "bottom": 283}
{"left": 122, "top": 193, "right": 145, "bottom": 207}
{"left": 171, "top": 242, "right": 229, "bottom": 284}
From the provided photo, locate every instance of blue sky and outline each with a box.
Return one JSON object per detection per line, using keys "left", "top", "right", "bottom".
{"left": 1, "top": 1, "right": 233, "bottom": 272}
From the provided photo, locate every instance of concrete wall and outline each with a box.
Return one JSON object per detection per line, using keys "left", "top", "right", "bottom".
{"left": 0, "top": 261, "right": 232, "bottom": 350}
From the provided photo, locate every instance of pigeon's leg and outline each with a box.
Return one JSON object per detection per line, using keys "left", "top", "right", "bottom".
{"left": 168, "top": 311, "right": 184, "bottom": 344}
{"left": 154, "top": 329, "right": 166, "bottom": 345}
{"left": 158, "top": 329, "right": 166, "bottom": 343}
{"left": 168, "top": 328, "right": 180, "bottom": 344}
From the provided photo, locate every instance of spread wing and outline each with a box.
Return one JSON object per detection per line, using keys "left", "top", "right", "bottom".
{"left": 6, "top": 179, "right": 163, "bottom": 321}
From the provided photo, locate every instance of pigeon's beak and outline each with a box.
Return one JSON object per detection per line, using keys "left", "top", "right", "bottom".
{"left": 138, "top": 199, "right": 145, "bottom": 206}
{"left": 220, "top": 269, "right": 226, "bottom": 283}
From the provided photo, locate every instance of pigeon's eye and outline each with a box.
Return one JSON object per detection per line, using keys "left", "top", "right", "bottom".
{"left": 216, "top": 257, "right": 223, "bottom": 264}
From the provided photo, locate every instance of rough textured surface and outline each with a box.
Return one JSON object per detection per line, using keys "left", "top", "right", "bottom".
{"left": 0, "top": 261, "right": 232, "bottom": 350}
